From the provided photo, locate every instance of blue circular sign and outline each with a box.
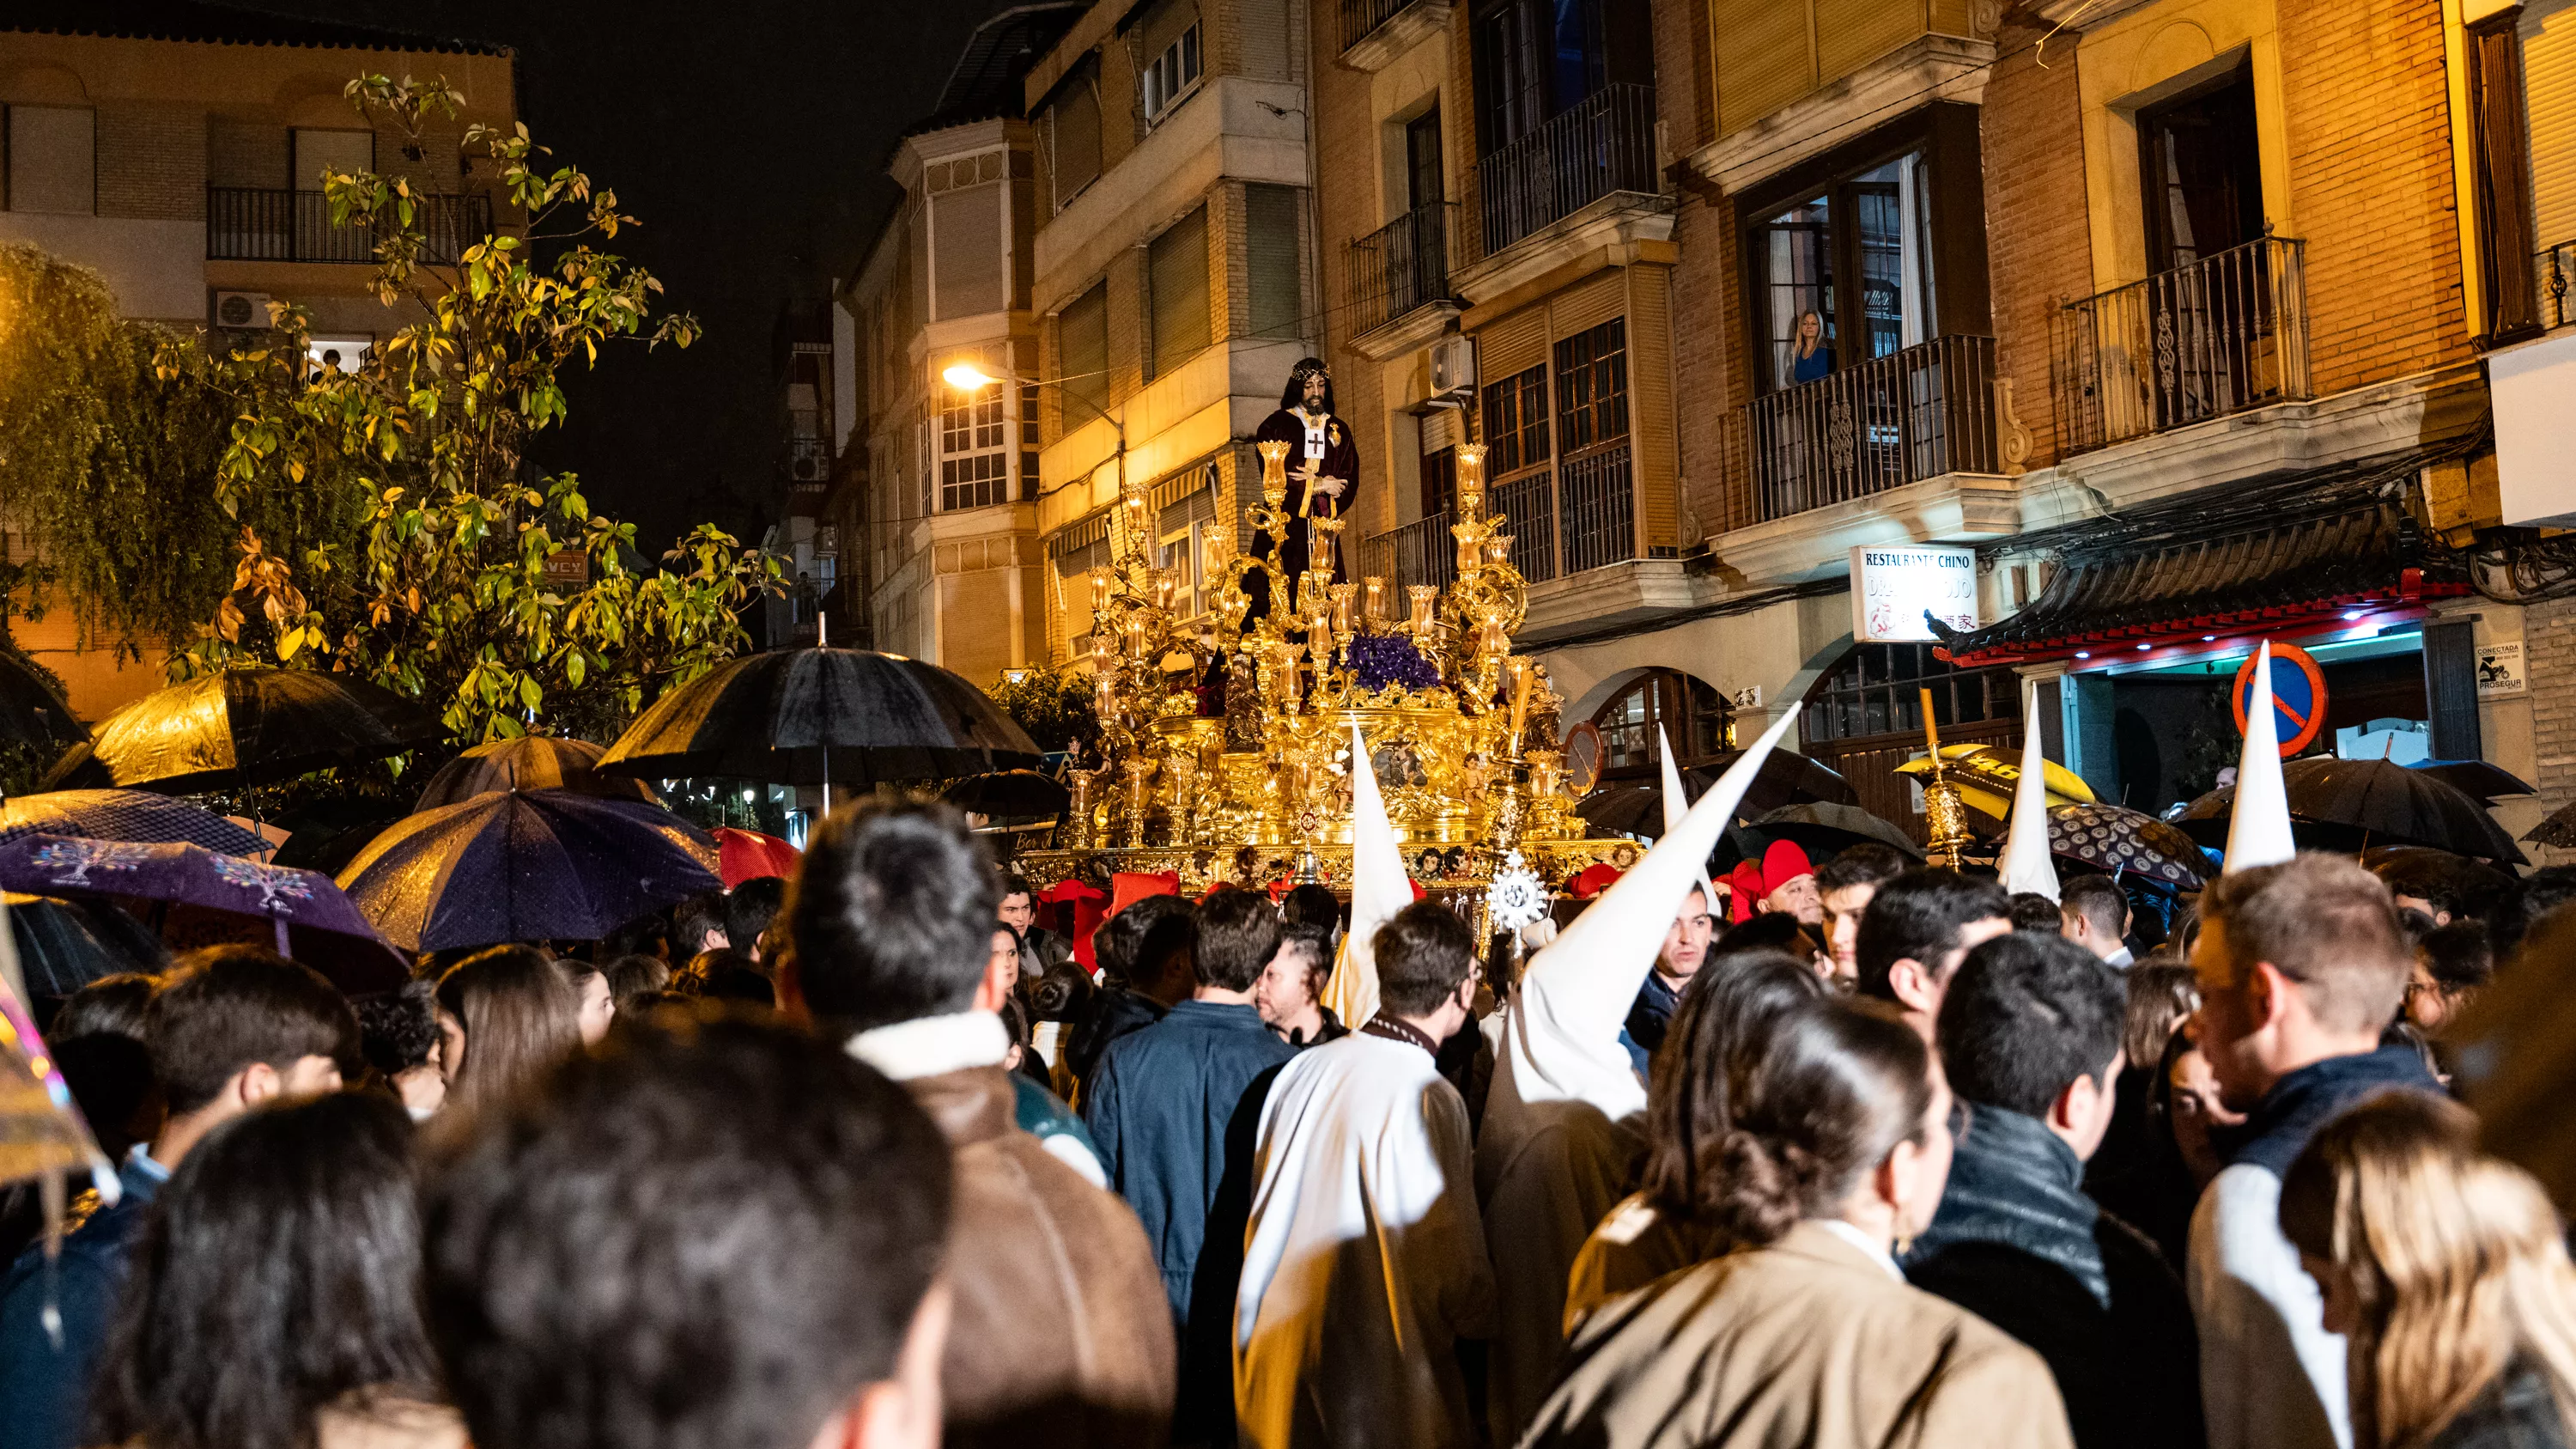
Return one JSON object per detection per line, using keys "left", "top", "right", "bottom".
{"left": 2231, "top": 644, "right": 2329, "bottom": 757}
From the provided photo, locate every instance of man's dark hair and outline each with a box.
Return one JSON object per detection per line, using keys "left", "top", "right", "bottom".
{"left": 1815, "top": 843, "right": 1911, "bottom": 896}
{"left": 92, "top": 1093, "right": 437, "bottom": 1449}
{"left": 602, "top": 911, "right": 671, "bottom": 963}
{"left": 2008, "top": 892, "right": 2065, "bottom": 934}
{"left": 1854, "top": 869, "right": 2014, "bottom": 1002}
{"left": 2059, "top": 874, "right": 2130, "bottom": 941}
{"left": 146, "top": 946, "right": 360, "bottom": 1116}
{"left": 1936, "top": 932, "right": 2126, "bottom": 1118}
{"left": 2492, "top": 866, "right": 2576, "bottom": 965}
{"left": 672, "top": 892, "right": 729, "bottom": 953}
{"left": 1029, "top": 962, "right": 1096, "bottom": 1024}
{"left": 1194, "top": 887, "right": 1283, "bottom": 992}
{"left": 1714, "top": 911, "right": 1811, "bottom": 957}
{"left": 1092, "top": 895, "right": 1196, "bottom": 990}
{"left": 1373, "top": 902, "right": 1475, "bottom": 1019}
{"left": 421, "top": 1011, "right": 952, "bottom": 1449}
{"left": 357, "top": 980, "right": 441, "bottom": 1076}
{"left": 999, "top": 873, "right": 1034, "bottom": 902}
{"left": 1281, "top": 884, "right": 1341, "bottom": 936}
{"left": 782, "top": 799, "right": 996, "bottom": 1033}
{"left": 50, "top": 971, "right": 159, "bottom": 1042}
{"left": 725, "top": 876, "right": 790, "bottom": 957}
{"left": 1276, "top": 921, "right": 1334, "bottom": 991}
{"left": 604, "top": 954, "right": 672, "bottom": 1010}
{"left": 2421, "top": 919, "right": 2495, "bottom": 993}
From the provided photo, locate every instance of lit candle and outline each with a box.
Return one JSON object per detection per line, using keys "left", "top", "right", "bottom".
{"left": 1125, "top": 613, "right": 1151, "bottom": 659}
{"left": 1154, "top": 569, "right": 1178, "bottom": 612}
{"left": 1486, "top": 536, "right": 1513, "bottom": 566}
{"left": 1363, "top": 576, "right": 1386, "bottom": 624}
{"left": 1091, "top": 568, "right": 1113, "bottom": 614}
{"left": 1279, "top": 646, "right": 1303, "bottom": 713}
{"left": 1258, "top": 440, "right": 1293, "bottom": 507}
{"left": 1456, "top": 443, "right": 1487, "bottom": 520}
{"left": 1506, "top": 658, "right": 1532, "bottom": 751}
{"left": 1330, "top": 582, "right": 1356, "bottom": 636}
{"left": 1408, "top": 585, "right": 1438, "bottom": 635}
{"left": 1090, "top": 629, "right": 1112, "bottom": 670}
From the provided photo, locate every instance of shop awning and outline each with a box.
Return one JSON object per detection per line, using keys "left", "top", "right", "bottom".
{"left": 1934, "top": 502, "right": 2468, "bottom": 667}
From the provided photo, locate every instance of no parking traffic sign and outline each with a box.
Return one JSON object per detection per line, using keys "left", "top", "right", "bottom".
{"left": 2231, "top": 643, "right": 2329, "bottom": 758}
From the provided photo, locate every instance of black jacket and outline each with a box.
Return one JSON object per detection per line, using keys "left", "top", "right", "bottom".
{"left": 2431, "top": 1358, "right": 2573, "bottom": 1449}
{"left": 1905, "top": 1105, "right": 2205, "bottom": 1449}
{"left": 2219, "top": 1044, "right": 2442, "bottom": 1177}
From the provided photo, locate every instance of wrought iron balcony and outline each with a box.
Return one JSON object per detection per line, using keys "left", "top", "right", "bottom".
{"left": 1340, "top": 0, "right": 1423, "bottom": 51}
{"left": 1360, "top": 512, "right": 1456, "bottom": 600}
{"left": 1365, "top": 443, "right": 1638, "bottom": 592}
{"left": 2051, "top": 235, "right": 2309, "bottom": 457}
{"left": 1346, "top": 203, "right": 1455, "bottom": 337}
{"left": 1744, "top": 335, "right": 2000, "bottom": 523}
{"left": 206, "top": 186, "right": 492, "bottom": 265}
{"left": 2540, "top": 237, "right": 2575, "bottom": 332}
{"left": 1476, "top": 84, "right": 1659, "bottom": 254}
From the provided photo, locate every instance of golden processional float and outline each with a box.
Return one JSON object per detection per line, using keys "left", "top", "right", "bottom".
{"left": 1013, "top": 439, "right": 1625, "bottom": 912}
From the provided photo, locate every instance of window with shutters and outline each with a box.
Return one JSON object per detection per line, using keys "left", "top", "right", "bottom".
{"left": 940, "top": 377, "right": 1008, "bottom": 511}
{"left": 2530, "top": 0, "right": 2576, "bottom": 271}
{"left": 1048, "top": 64, "right": 1102, "bottom": 212}
{"left": 1480, "top": 365, "right": 1550, "bottom": 477}
{"left": 4, "top": 106, "right": 94, "bottom": 215}
{"left": 1246, "top": 184, "right": 1302, "bottom": 341}
{"left": 1553, "top": 318, "right": 1628, "bottom": 456}
{"left": 1421, "top": 445, "right": 1459, "bottom": 520}
{"left": 1145, "top": 206, "right": 1211, "bottom": 381}
{"left": 1143, "top": 21, "right": 1204, "bottom": 125}
{"left": 1060, "top": 283, "right": 1110, "bottom": 421}
{"left": 933, "top": 181, "right": 1005, "bottom": 320}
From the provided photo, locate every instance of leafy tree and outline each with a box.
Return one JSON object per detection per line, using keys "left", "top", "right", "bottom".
{"left": 163, "top": 74, "right": 778, "bottom": 743}
{"left": 990, "top": 666, "right": 1100, "bottom": 756}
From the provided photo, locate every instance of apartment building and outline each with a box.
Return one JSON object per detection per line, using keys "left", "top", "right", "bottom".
{"left": 1023, "top": 0, "right": 1317, "bottom": 656}
{"left": 0, "top": 5, "right": 517, "bottom": 721}
{"left": 831, "top": 4, "right": 1083, "bottom": 683}
{"left": 763, "top": 301, "right": 841, "bottom": 651}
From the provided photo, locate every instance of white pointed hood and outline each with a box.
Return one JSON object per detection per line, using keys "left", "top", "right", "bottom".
{"left": 1488, "top": 709, "right": 1800, "bottom": 1124}
{"left": 2224, "top": 640, "right": 2298, "bottom": 873}
{"left": 1657, "top": 725, "right": 1719, "bottom": 910}
{"left": 1997, "top": 689, "right": 2062, "bottom": 900}
{"left": 1322, "top": 721, "right": 1412, "bottom": 1028}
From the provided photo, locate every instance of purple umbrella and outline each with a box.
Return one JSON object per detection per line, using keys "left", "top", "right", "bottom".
{"left": 0, "top": 834, "right": 407, "bottom": 995}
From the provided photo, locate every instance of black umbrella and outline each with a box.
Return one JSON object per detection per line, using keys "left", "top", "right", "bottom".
{"left": 2414, "top": 758, "right": 2536, "bottom": 803}
{"left": 42, "top": 667, "right": 442, "bottom": 794}
{"left": 597, "top": 647, "right": 1040, "bottom": 790}
{"left": 4, "top": 892, "right": 167, "bottom": 999}
{"left": 1572, "top": 782, "right": 1662, "bottom": 837}
{"left": 2049, "top": 803, "right": 2208, "bottom": 891}
{"left": 413, "top": 735, "right": 656, "bottom": 812}
{"left": 268, "top": 799, "right": 410, "bottom": 877}
{"left": 1572, "top": 752, "right": 1858, "bottom": 839}
{"left": 1742, "top": 802, "right": 1923, "bottom": 860}
{"left": 337, "top": 788, "right": 722, "bottom": 953}
{"left": 2177, "top": 756, "right": 2526, "bottom": 864}
{"left": 0, "top": 646, "right": 82, "bottom": 758}
{"left": 2526, "top": 801, "right": 2576, "bottom": 850}
{"left": 0, "top": 789, "right": 270, "bottom": 855}
{"left": 2362, "top": 845, "right": 2518, "bottom": 917}
{"left": 945, "top": 770, "right": 1068, "bottom": 825}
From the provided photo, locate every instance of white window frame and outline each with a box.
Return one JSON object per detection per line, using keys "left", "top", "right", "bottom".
{"left": 1141, "top": 23, "right": 1204, "bottom": 126}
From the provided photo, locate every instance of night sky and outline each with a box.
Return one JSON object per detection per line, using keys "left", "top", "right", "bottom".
{"left": 249, "top": 0, "right": 1024, "bottom": 550}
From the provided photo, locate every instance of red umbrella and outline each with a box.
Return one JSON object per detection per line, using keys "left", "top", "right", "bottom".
{"left": 714, "top": 828, "right": 800, "bottom": 889}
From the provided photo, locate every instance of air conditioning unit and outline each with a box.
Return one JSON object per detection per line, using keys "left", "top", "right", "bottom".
{"left": 212, "top": 291, "right": 273, "bottom": 330}
{"left": 792, "top": 454, "right": 822, "bottom": 482}
{"left": 1429, "top": 334, "right": 1476, "bottom": 405}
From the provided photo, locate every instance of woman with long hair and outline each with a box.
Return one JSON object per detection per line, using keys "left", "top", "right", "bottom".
{"left": 88, "top": 1092, "right": 457, "bottom": 1449}
{"left": 2281, "top": 1091, "right": 2576, "bottom": 1449}
{"left": 1523, "top": 997, "right": 2073, "bottom": 1449}
{"left": 552, "top": 956, "right": 616, "bottom": 1045}
{"left": 432, "top": 946, "right": 580, "bottom": 1117}
{"left": 1564, "top": 951, "right": 1824, "bottom": 1327}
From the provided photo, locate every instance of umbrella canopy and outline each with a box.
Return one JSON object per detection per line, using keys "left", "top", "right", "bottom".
{"left": 597, "top": 647, "right": 1040, "bottom": 788}
{"left": 43, "top": 667, "right": 442, "bottom": 794}
{"left": 412, "top": 735, "right": 657, "bottom": 812}
{"left": 1573, "top": 752, "right": 1858, "bottom": 838}
{"left": 2177, "top": 756, "right": 2526, "bottom": 864}
{"left": 2362, "top": 845, "right": 2518, "bottom": 918}
{"left": 268, "top": 799, "right": 411, "bottom": 877}
{"left": 0, "top": 789, "right": 270, "bottom": 855}
{"left": 2048, "top": 803, "right": 2208, "bottom": 891}
{"left": 714, "top": 828, "right": 800, "bottom": 889}
{"left": 2414, "top": 758, "right": 2536, "bottom": 803}
{"left": 5, "top": 892, "right": 167, "bottom": 999}
{"left": 2526, "top": 800, "right": 2576, "bottom": 850}
{"left": 0, "top": 894, "right": 108, "bottom": 1195}
{"left": 338, "top": 789, "right": 721, "bottom": 954}
{"left": 0, "top": 834, "right": 405, "bottom": 995}
{"left": 944, "top": 769, "right": 1069, "bottom": 825}
{"left": 1741, "top": 802, "right": 1923, "bottom": 861}
{"left": 0, "top": 647, "right": 82, "bottom": 758}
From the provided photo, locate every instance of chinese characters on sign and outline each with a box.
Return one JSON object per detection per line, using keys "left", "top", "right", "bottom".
{"left": 1850, "top": 545, "right": 1978, "bottom": 644}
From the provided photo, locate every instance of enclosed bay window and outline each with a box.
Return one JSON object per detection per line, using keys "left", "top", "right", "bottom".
{"left": 1139, "top": 0, "right": 1203, "bottom": 125}
{"left": 939, "top": 375, "right": 1008, "bottom": 511}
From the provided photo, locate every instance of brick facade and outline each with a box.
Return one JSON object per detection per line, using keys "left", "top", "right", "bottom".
{"left": 1977, "top": 14, "right": 2093, "bottom": 472}
{"left": 2526, "top": 594, "right": 2576, "bottom": 864}
{"left": 94, "top": 105, "right": 204, "bottom": 220}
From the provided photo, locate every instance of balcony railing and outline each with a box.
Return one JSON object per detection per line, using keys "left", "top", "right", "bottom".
{"left": 206, "top": 186, "right": 492, "bottom": 265}
{"left": 2539, "top": 237, "right": 2575, "bottom": 332}
{"left": 2051, "top": 234, "right": 2309, "bottom": 457}
{"left": 1347, "top": 203, "right": 1455, "bottom": 337}
{"left": 1364, "top": 444, "right": 1638, "bottom": 594}
{"left": 1359, "top": 512, "right": 1456, "bottom": 600}
{"left": 1476, "top": 83, "right": 1659, "bottom": 254}
{"left": 1745, "top": 335, "right": 1999, "bottom": 523}
{"left": 1340, "top": 0, "right": 1421, "bottom": 50}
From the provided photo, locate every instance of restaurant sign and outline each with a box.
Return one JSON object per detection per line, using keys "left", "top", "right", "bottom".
{"left": 1850, "top": 544, "right": 1978, "bottom": 644}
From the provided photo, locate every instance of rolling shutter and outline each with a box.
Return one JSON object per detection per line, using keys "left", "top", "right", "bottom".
{"left": 1147, "top": 205, "right": 1212, "bottom": 380}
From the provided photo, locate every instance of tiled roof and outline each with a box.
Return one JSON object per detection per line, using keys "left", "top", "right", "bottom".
{"left": 6, "top": 0, "right": 510, "bottom": 58}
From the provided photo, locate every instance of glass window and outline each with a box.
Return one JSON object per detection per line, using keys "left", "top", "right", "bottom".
{"left": 1552, "top": 317, "right": 1628, "bottom": 456}
{"left": 1801, "top": 642, "right": 2016, "bottom": 744}
{"left": 1143, "top": 23, "right": 1203, "bottom": 122}
{"left": 939, "top": 379, "right": 1007, "bottom": 511}
{"left": 1479, "top": 364, "right": 1550, "bottom": 476}
{"left": 1589, "top": 669, "right": 1734, "bottom": 782}
{"left": 1748, "top": 149, "right": 1937, "bottom": 392}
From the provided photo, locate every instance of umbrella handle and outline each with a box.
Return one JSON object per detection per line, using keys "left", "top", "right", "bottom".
{"left": 272, "top": 914, "right": 290, "bottom": 957}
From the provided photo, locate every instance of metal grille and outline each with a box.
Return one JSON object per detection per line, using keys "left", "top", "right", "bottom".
{"left": 1492, "top": 472, "right": 1558, "bottom": 583}
{"left": 1346, "top": 203, "right": 1454, "bottom": 337}
{"left": 1359, "top": 512, "right": 1457, "bottom": 600}
{"left": 2051, "top": 235, "right": 2309, "bottom": 458}
{"left": 206, "top": 186, "right": 490, "bottom": 264}
{"left": 1475, "top": 83, "right": 1659, "bottom": 254}
{"left": 2540, "top": 237, "right": 2576, "bottom": 331}
{"left": 1340, "top": 0, "right": 1424, "bottom": 50}
{"left": 1745, "top": 335, "right": 1999, "bottom": 521}
{"left": 1558, "top": 443, "right": 1636, "bottom": 575}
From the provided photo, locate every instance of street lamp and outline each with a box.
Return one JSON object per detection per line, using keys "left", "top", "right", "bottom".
{"left": 940, "top": 357, "right": 1125, "bottom": 501}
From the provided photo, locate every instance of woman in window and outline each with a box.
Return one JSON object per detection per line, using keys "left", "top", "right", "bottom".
{"left": 1790, "top": 308, "right": 1835, "bottom": 383}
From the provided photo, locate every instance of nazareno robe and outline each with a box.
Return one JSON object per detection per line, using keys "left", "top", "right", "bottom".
{"left": 1245, "top": 405, "right": 1360, "bottom": 626}
{"left": 1234, "top": 1032, "right": 1496, "bottom": 1449}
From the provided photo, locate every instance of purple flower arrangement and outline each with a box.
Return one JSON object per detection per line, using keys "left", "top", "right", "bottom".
{"left": 1346, "top": 633, "right": 1442, "bottom": 694}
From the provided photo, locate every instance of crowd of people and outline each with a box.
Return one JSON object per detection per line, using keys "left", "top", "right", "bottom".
{"left": 2, "top": 792, "right": 2573, "bottom": 1449}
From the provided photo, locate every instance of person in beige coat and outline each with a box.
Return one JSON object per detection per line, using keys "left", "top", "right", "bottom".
{"left": 1523, "top": 998, "right": 2075, "bottom": 1449}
